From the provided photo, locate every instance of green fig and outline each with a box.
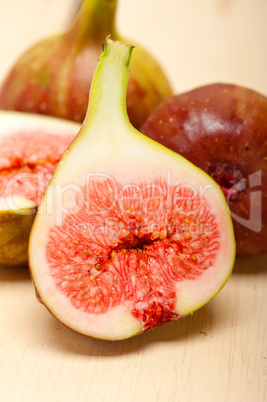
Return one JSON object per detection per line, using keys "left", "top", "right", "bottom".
{"left": 29, "top": 38, "right": 235, "bottom": 340}
{"left": 0, "top": 0, "right": 172, "bottom": 129}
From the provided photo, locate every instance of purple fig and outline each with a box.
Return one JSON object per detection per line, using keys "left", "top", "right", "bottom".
{"left": 141, "top": 83, "right": 267, "bottom": 257}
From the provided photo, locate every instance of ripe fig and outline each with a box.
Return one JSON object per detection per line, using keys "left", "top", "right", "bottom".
{"left": 28, "top": 38, "right": 235, "bottom": 341}
{"left": 0, "top": 0, "right": 172, "bottom": 129}
{"left": 0, "top": 111, "right": 80, "bottom": 265}
{"left": 141, "top": 83, "right": 267, "bottom": 257}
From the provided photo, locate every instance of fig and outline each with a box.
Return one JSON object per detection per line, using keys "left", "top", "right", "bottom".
{"left": 0, "top": 0, "right": 172, "bottom": 129}
{"left": 28, "top": 38, "right": 235, "bottom": 341}
{"left": 141, "top": 84, "right": 267, "bottom": 257}
{"left": 0, "top": 111, "right": 80, "bottom": 265}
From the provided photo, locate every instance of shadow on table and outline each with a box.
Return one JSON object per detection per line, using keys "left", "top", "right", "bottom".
{"left": 233, "top": 253, "right": 267, "bottom": 275}
{"left": 2, "top": 252, "right": 265, "bottom": 357}
{"left": 41, "top": 295, "right": 228, "bottom": 358}
{"left": 43, "top": 253, "right": 266, "bottom": 356}
{"left": 0, "top": 263, "right": 31, "bottom": 282}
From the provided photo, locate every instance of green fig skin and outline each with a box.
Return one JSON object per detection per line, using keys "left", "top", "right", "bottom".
{"left": 0, "top": 209, "right": 35, "bottom": 266}
{"left": 0, "top": 0, "right": 172, "bottom": 129}
{"left": 141, "top": 83, "right": 267, "bottom": 257}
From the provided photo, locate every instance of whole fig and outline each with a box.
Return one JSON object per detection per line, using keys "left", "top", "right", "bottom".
{"left": 141, "top": 83, "right": 267, "bottom": 257}
{"left": 0, "top": 0, "right": 172, "bottom": 129}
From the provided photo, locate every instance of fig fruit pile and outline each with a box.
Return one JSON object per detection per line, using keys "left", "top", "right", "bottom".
{"left": 141, "top": 84, "right": 267, "bottom": 257}
{"left": 2, "top": 0, "right": 264, "bottom": 342}
{"left": 0, "top": 0, "right": 172, "bottom": 129}
{"left": 28, "top": 38, "right": 235, "bottom": 340}
{"left": 0, "top": 111, "right": 79, "bottom": 265}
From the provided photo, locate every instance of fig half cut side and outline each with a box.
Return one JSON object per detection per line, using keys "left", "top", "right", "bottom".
{"left": 0, "top": 111, "right": 80, "bottom": 265}
{"left": 29, "top": 38, "right": 235, "bottom": 341}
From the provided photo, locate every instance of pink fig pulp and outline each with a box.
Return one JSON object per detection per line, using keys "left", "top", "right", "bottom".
{"left": 28, "top": 39, "right": 235, "bottom": 340}
{"left": 0, "top": 111, "right": 80, "bottom": 265}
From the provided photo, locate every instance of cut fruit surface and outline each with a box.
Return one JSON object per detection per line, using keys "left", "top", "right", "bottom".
{"left": 47, "top": 178, "right": 222, "bottom": 329}
{"left": 29, "top": 38, "right": 235, "bottom": 340}
{"left": 0, "top": 129, "right": 74, "bottom": 205}
{"left": 0, "top": 111, "right": 80, "bottom": 265}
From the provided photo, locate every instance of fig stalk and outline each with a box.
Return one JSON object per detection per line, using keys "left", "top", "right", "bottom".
{"left": 68, "top": 0, "right": 117, "bottom": 43}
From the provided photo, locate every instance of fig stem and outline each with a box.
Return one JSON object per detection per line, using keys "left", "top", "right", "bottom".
{"left": 84, "top": 37, "right": 134, "bottom": 128}
{"left": 69, "top": 0, "right": 118, "bottom": 44}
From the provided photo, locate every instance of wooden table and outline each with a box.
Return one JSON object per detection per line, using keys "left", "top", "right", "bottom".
{"left": 0, "top": 1, "right": 266, "bottom": 401}
{"left": 0, "top": 255, "right": 266, "bottom": 402}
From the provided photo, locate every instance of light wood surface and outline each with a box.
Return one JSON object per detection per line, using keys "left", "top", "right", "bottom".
{"left": 0, "top": 255, "right": 266, "bottom": 402}
{"left": 0, "top": 1, "right": 266, "bottom": 401}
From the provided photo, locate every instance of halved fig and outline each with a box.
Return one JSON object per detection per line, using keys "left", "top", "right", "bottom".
{"left": 0, "top": 111, "right": 80, "bottom": 265}
{"left": 140, "top": 84, "right": 267, "bottom": 257}
{"left": 28, "top": 38, "right": 235, "bottom": 340}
